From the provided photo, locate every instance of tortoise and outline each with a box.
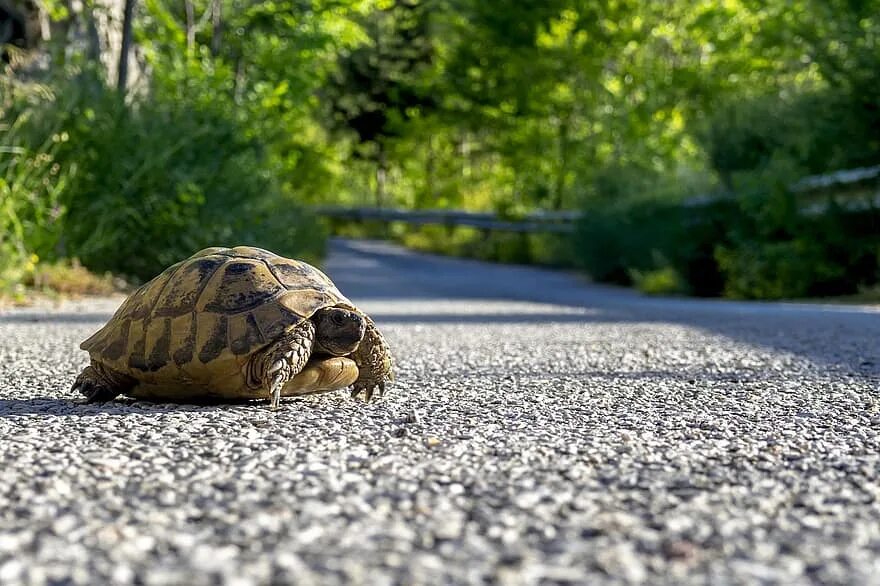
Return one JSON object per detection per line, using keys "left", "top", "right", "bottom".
{"left": 72, "top": 246, "right": 393, "bottom": 408}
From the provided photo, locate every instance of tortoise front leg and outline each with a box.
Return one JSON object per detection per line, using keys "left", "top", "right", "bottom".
{"left": 350, "top": 315, "right": 394, "bottom": 402}
{"left": 250, "top": 321, "right": 315, "bottom": 410}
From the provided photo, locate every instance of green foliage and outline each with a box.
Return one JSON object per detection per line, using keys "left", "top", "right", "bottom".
{"left": 42, "top": 81, "right": 323, "bottom": 280}
{"left": 630, "top": 267, "right": 686, "bottom": 296}
{"left": 0, "top": 84, "right": 71, "bottom": 291}
{"left": 9, "top": 78, "right": 323, "bottom": 282}
{"left": 574, "top": 198, "right": 737, "bottom": 296}
{"left": 25, "top": 259, "right": 123, "bottom": 297}
{"left": 715, "top": 240, "right": 836, "bottom": 300}
{"left": 139, "top": 0, "right": 369, "bottom": 207}
{"left": 1, "top": 0, "right": 362, "bottom": 288}
{"left": 355, "top": 222, "right": 576, "bottom": 267}
{"left": 576, "top": 193, "right": 880, "bottom": 300}
{"left": 698, "top": 89, "right": 879, "bottom": 189}
{"left": 719, "top": 201, "right": 880, "bottom": 299}
{"left": 324, "top": 0, "right": 436, "bottom": 145}
{"left": 4, "top": 0, "right": 880, "bottom": 300}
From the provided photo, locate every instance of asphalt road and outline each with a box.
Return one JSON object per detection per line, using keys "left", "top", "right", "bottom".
{"left": 2, "top": 238, "right": 879, "bottom": 585}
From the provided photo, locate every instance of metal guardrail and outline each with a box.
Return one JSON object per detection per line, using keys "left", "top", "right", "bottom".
{"left": 313, "top": 206, "right": 580, "bottom": 233}
{"left": 791, "top": 164, "right": 880, "bottom": 192}
{"left": 314, "top": 164, "right": 880, "bottom": 233}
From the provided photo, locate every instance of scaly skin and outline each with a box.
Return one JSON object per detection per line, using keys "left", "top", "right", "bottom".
{"left": 350, "top": 315, "right": 394, "bottom": 402}
{"left": 72, "top": 361, "right": 136, "bottom": 403}
{"left": 250, "top": 320, "right": 315, "bottom": 410}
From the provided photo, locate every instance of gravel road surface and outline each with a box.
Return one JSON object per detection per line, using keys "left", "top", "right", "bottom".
{"left": 2, "top": 238, "right": 879, "bottom": 585}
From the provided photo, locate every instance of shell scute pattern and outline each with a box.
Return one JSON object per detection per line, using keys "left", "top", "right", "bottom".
{"left": 231, "top": 246, "right": 278, "bottom": 260}
{"left": 247, "top": 300, "right": 303, "bottom": 342}
{"left": 196, "top": 312, "right": 229, "bottom": 365}
{"left": 199, "top": 259, "right": 286, "bottom": 315}
{"left": 268, "top": 259, "right": 333, "bottom": 290}
{"left": 278, "top": 289, "right": 334, "bottom": 319}
{"left": 129, "top": 262, "right": 182, "bottom": 319}
{"left": 145, "top": 318, "right": 173, "bottom": 372}
{"left": 127, "top": 334, "right": 147, "bottom": 371}
{"left": 101, "top": 318, "right": 131, "bottom": 362}
{"left": 80, "top": 260, "right": 182, "bottom": 357}
{"left": 229, "top": 312, "right": 265, "bottom": 355}
{"left": 153, "top": 255, "right": 227, "bottom": 318}
{"left": 192, "top": 246, "right": 233, "bottom": 258}
{"left": 171, "top": 313, "right": 197, "bottom": 367}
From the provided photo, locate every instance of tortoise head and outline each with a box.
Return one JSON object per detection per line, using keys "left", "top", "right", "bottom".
{"left": 312, "top": 307, "right": 366, "bottom": 356}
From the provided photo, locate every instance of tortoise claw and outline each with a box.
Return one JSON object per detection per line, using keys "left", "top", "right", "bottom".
{"left": 351, "top": 383, "right": 369, "bottom": 402}
{"left": 75, "top": 379, "right": 107, "bottom": 402}
{"left": 350, "top": 380, "right": 387, "bottom": 402}
{"left": 268, "top": 373, "right": 284, "bottom": 411}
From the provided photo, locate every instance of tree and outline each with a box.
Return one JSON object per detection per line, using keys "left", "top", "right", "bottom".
{"left": 323, "top": 0, "right": 436, "bottom": 206}
{"left": 117, "top": 0, "right": 135, "bottom": 90}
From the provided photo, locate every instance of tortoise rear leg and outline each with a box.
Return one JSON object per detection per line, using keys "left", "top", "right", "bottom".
{"left": 72, "top": 361, "right": 136, "bottom": 403}
{"left": 248, "top": 320, "right": 315, "bottom": 410}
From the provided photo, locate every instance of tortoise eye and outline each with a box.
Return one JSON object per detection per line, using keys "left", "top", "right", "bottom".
{"left": 331, "top": 312, "right": 345, "bottom": 326}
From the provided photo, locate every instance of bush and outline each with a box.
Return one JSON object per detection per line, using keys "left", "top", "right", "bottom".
{"left": 715, "top": 240, "right": 838, "bottom": 299}
{"left": 24, "top": 260, "right": 124, "bottom": 297}
{"left": 574, "top": 198, "right": 738, "bottom": 296}
{"left": 0, "top": 96, "right": 71, "bottom": 292}
{"left": 630, "top": 267, "right": 687, "bottom": 296}
{"left": 21, "top": 79, "right": 324, "bottom": 282}
{"left": 575, "top": 188, "right": 880, "bottom": 300}
{"left": 717, "top": 204, "right": 880, "bottom": 299}
{"left": 698, "top": 88, "right": 880, "bottom": 189}
{"left": 389, "top": 223, "right": 574, "bottom": 267}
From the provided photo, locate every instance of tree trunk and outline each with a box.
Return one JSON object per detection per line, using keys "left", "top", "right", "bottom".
{"left": 552, "top": 111, "right": 572, "bottom": 210}
{"left": 84, "top": 2, "right": 102, "bottom": 63}
{"left": 423, "top": 134, "right": 435, "bottom": 208}
{"left": 459, "top": 131, "right": 471, "bottom": 179}
{"left": 376, "top": 146, "right": 388, "bottom": 208}
{"left": 184, "top": 0, "right": 195, "bottom": 54}
{"left": 48, "top": 0, "right": 75, "bottom": 68}
{"left": 233, "top": 56, "right": 245, "bottom": 102}
{"left": 116, "top": 0, "right": 136, "bottom": 91}
{"left": 210, "top": 0, "right": 221, "bottom": 56}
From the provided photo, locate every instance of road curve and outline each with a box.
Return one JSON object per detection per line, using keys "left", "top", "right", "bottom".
{"left": 1, "top": 238, "right": 878, "bottom": 585}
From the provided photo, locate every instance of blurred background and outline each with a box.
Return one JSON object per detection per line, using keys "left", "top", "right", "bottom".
{"left": 1, "top": 0, "right": 878, "bottom": 301}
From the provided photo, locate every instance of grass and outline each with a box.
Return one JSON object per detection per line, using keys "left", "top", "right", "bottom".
{"left": 1, "top": 260, "right": 127, "bottom": 306}
{"left": 804, "top": 285, "right": 880, "bottom": 306}
{"left": 629, "top": 266, "right": 687, "bottom": 296}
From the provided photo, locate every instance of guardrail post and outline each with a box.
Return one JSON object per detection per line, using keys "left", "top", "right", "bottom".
{"left": 443, "top": 218, "right": 455, "bottom": 240}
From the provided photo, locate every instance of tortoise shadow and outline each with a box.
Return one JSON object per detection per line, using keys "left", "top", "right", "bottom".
{"left": 0, "top": 396, "right": 284, "bottom": 418}
{"left": 0, "top": 313, "right": 114, "bottom": 324}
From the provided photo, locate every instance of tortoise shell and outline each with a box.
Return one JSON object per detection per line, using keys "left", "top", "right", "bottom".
{"left": 80, "top": 246, "right": 357, "bottom": 397}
